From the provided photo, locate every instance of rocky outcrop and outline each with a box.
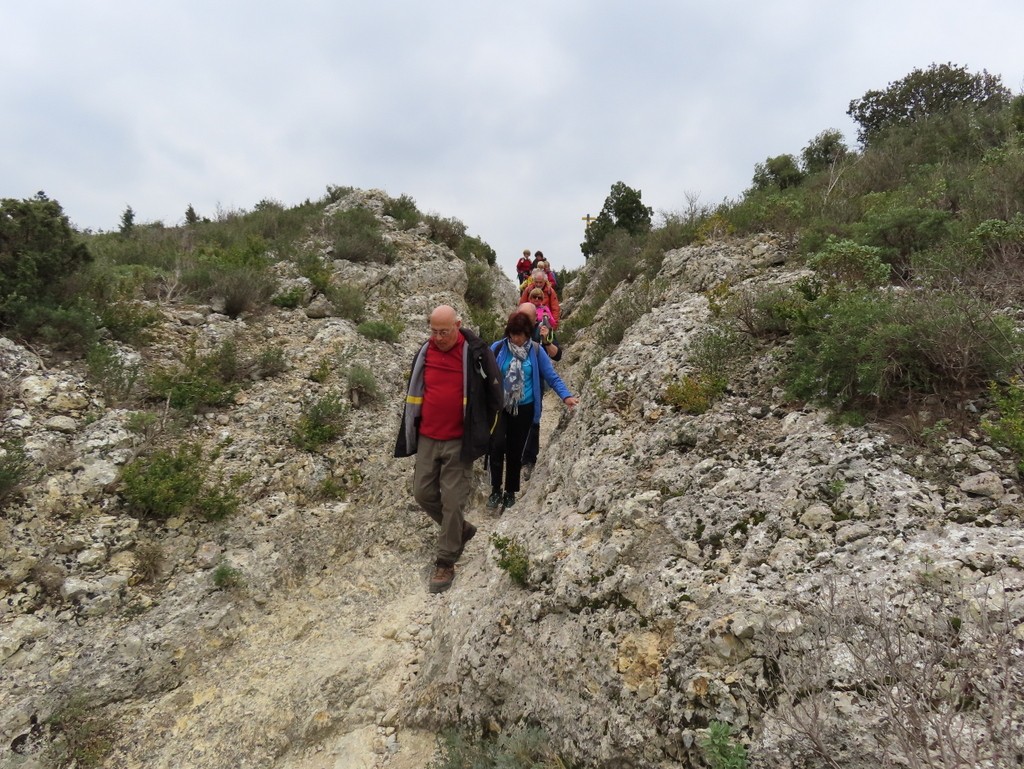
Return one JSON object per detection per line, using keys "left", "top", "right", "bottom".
{"left": 400, "top": 235, "right": 1024, "bottom": 768}
{"left": 2, "top": 218, "right": 1021, "bottom": 769}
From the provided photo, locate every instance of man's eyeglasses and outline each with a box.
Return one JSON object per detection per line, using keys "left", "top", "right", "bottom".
{"left": 429, "top": 327, "right": 455, "bottom": 338}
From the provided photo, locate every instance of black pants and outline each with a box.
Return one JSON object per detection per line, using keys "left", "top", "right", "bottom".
{"left": 522, "top": 429, "right": 540, "bottom": 465}
{"left": 489, "top": 402, "right": 536, "bottom": 494}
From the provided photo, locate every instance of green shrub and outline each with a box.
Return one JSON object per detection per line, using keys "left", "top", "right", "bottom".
{"left": 455, "top": 234, "right": 497, "bottom": 266}
{"left": 46, "top": 694, "right": 115, "bottom": 769}
{"left": 147, "top": 338, "right": 243, "bottom": 410}
{"left": 357, "top": 320, "right": 401, "bottom": 343}
{"left": 467, "top": 306, "right": 505, "bottom": 346}
{"left": 0, "top": 193, "right": 92, "bottom": 319}
{"left": 727, "top": 286, "right": 809, "bottom": 339}
{"left": 86, "top": 343, "right": 140, "bottom": 404}
{"left": 212, "top": 561, "right": 244, "bottom": 589}
{"left": 328, "top": 207, "right": 395, "bottom": 264}
{"left": 383, "top": 193, "right": 421, "bottom": 230}
{"left": 212, "top": 263, "right": 277, "bottom": 317}
{"left": 432, "top": 725, "right": 564, "bottom": 769}
{"left": 982, "top": 377, "right": 1024, "bottom": 472}
{"left": 295, "top": 253, "right": 333, "bottom": 294}
{"left": 0, "top": 439, "right": 31, "bottom": 512}
{"left": 2, "top": 297, "right": 99, "bottom": 353}
{"left": 346, "top": 364, "right": 380, "bottom": 405}
{"left": 271, "top": 285, "right": 306, "bottom": 309}
{"left": 120, "top": 442, "right": 240, "bottom": 521}
{"left": 255, "top": 345, "right": 288, "bottom": 377}
{"left": 327, "top": 282, "right": 365, "bottom": 322}
{"left": 309, "top": 356, "right": 333, "bottom": 383}
{"left": 464, "top": 261, "right": 493, "bottom": 310}
{"left": 119, "top": 443, "right": 206, "bottom": 519}
{"left": 96, "top": 299, "right": 162, "bottom": 345}
{"left": 688, "top": 325, "right": 748, "bottom": 386}
{"left": 291, "top": 391, "right": 347, "bottom": 451}
{"left": 663, "top": 375, "right": 725, "bottom": 415}
{"left": 807, "top": 237, "right": 890, "bottom": 289}
{"left": 700, "top": 721, "right": 748, "bottom": 769}
{"left": 786, "top": 289, "right": 1021, "bottom": 408}
{"left": 425, "top": 215, "right": 467, "bottom": 250}
{"left": 491, "top": 534, "right": 530, "bottom": 587}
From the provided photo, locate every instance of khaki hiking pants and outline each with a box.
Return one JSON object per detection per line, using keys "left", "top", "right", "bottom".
{"left": 414, "top": 435, "right": 473, "bottom": 565}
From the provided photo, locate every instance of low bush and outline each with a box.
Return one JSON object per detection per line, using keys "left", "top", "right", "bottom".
{"left": 346, "top": 364, "right": 380, "bottom": 406}
{"left": 455, "top": 234, "right": 497, "bottom": 266}
{"left": 982, "top": 377, "right": 1024, "bottom": 472}
{"left": 328, "top": 207, "right": 395, "bottom": 264}
{"left": 212, "top": 561, "right": 244, "bottom": 589}
{"left": 432, "top": 726, "right": 565, "bottom": 769}
{"left": 45, "top": 694, "right": 115, "bottom": 769}
{"left": 383, "top": 193, "right": 421, "bottom": 230}
{"left": 491, "top": 534, "right": 530, "bottom": 587}
{"left": 464, "top": 261, "right": 493, "bottom": 310}
{"left": 327, "top": 282, "right": 365, "bottom": 322}
{"left": 0, "top": 439, "right": 32, "bottom": 512}
{"left": 663, "top": 375, "right": 725, "bottom": 415}
{"left": 786, "top": 288, "right": 1021, "bottom": 409}
{"left": 700, "top": 721, "right": 748, "bottom": 769}
{"left": 120, "top": 443, "right": 241, "bottom": 522}
{"left": 86, "top": 343, "right": 141, "bottom": 405}
{"left": 425, "top": 214, "right": 467, "bottom": 250}
{"left": 147, "top": 338, "right": 244, "bottom": 410}
{"left": 357, "top": 320, "right": 401, "bottom": 343}
{"left": 255, "top": 345, "right": 288, "bottom": 378}
{"left": 271, "top": 285, "right": 306, "bottom": 309}
{"left": 291, "top": 391, "right": 347, "bottom": 451}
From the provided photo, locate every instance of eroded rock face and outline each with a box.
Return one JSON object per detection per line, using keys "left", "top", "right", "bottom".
{"left": 400, "top": 235, "right": 1024, "bottom": 768}
{"left": 2, "top": 220, "right": 1021, "bottom": 769}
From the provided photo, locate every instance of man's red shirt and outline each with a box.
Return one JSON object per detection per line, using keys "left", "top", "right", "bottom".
{"left": 419, "top": 332, "right": 465, "bottom": 441}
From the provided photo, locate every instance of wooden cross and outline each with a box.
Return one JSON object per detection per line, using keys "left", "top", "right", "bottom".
{"left": 582, "top": 213, "right": 597, "bottom": 228}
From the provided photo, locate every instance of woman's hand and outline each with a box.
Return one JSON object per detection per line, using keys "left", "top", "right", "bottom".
{"left": 563, "top": 396, "right": 578, "bottom": 409}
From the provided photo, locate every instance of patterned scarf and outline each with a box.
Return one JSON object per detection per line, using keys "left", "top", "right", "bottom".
{"left": 502, "top": 340, "right": 529, "bottom": 414}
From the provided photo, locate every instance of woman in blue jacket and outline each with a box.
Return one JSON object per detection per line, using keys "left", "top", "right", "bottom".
{"left": 488, "top": 311, "right": 577, "bottom": 511}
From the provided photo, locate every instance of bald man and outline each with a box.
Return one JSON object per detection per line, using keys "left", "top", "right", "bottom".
{"left": 395, "top": 305, "right": 503, "bottom": 593}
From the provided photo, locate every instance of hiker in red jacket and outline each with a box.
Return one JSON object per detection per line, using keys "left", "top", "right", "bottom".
{"left": 515, "top": 249, "right": 534, "bottom": 283}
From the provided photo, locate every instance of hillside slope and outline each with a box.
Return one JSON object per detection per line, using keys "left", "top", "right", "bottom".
{"left": 2, "top": 208, "right": 1022, "bottom": 769}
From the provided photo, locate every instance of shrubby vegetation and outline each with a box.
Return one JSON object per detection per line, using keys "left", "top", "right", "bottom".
{"left": 570, "top": 62, "right": 1024, "bottom": 421}
{"left": 119, "top": 442, "right": 241, "bottom": 521}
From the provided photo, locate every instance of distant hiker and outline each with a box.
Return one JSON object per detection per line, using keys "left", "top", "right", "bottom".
{"left": 519, "top": 269, "right": 561, "bottom": 326}
{"left": 516, "top": 249, "right": 534, "bottom": 283}
{"left": 528, "top": 287, "right": 557, "bottom": 328}
{"left": 518, "top": 301, "right": 562, "bottom": 363}
{"left": 487, "top": 311, "right": 576, "bottom": 512}
{"left": 531, "top": 250, "right": 546, "bottom": 269}
{"left": 395, "top": 304, "right": 503, "bottom": 594}
{"left": 536, "top": 259, "right": 558, "bottom": 291}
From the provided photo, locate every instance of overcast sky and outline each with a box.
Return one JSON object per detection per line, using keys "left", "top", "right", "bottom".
{"left": 3, "top": 1, "right": 1023, "bottom": 281}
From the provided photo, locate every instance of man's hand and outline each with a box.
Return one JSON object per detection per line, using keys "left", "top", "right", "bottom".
{"left": 563, "top": 396, "right": 578, "bottom": 409}
{"left": 539, "top": 323, "right": 550, "bottom": 342}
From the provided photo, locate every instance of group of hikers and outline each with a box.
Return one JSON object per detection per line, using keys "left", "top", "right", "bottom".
{"left": 395, "top": 249, "right": 577, "bottom": 593}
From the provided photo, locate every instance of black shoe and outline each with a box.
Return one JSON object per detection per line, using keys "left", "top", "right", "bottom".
{"left": 502, "top": 491, "right": 516, "bottom": 509}
{"left": 486, "top": 490, "right": 502, "bottom": 509}
{"left": 522, "top": 464, "right": 535, "bottom": 482}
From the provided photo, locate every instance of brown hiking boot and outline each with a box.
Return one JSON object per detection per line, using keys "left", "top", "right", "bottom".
{"left": 429, "top": 563, "right": 455, "bottom": 594}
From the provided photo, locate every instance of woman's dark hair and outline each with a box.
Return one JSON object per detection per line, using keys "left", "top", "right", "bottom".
{"left": 504, "top": 311, "right": 534, "bottom": 338}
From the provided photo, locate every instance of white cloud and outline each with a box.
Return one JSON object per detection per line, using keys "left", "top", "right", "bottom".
{"left": 2, "top": 0, "right": 1023, "bottom": 277}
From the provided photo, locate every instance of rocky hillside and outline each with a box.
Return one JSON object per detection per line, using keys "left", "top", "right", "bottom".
{"left": 2, "top": 194, "right": 1022, "bottom": 769}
